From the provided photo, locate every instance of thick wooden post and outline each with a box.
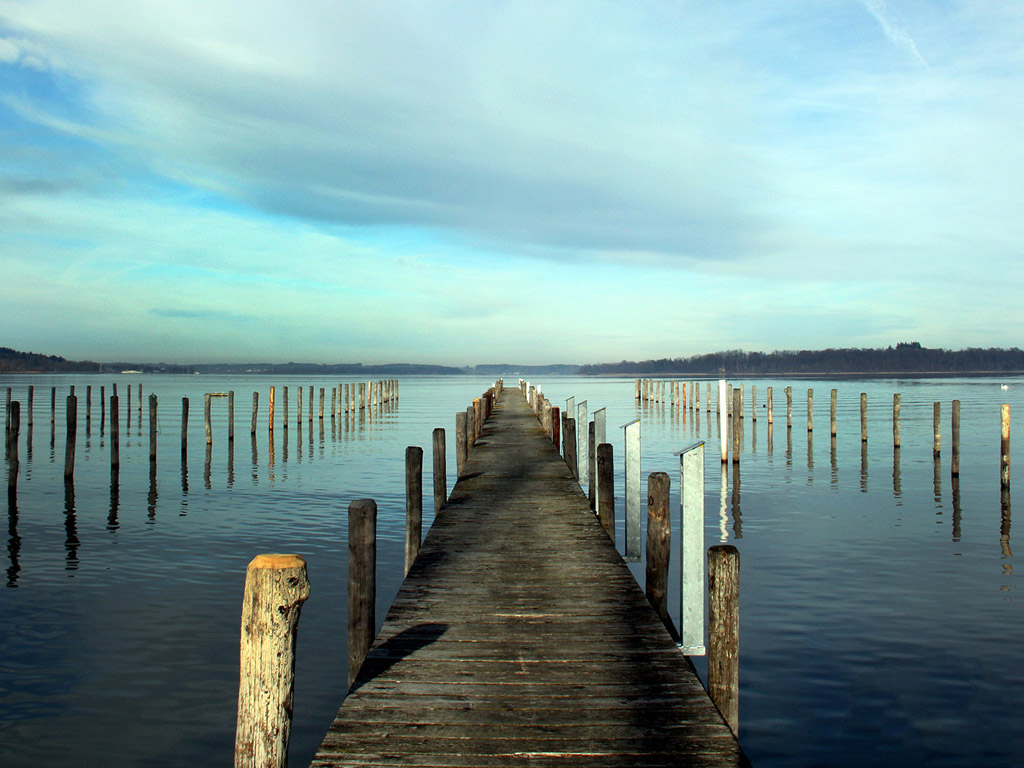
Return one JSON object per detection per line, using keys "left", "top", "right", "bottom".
{"left": 893, "top": 393, "right": 901, "bottom": 448}
{"left": 110, "top": 395, "right": 120, "bottom": 474}
{"left": 1001, "top": 404, "right": 1011, "bottom": 489}
{"left": 564, "top": 418, "right": 578, "bottom": 480}
{"left": 829, "top": 389, "right": 837, "bottom": 437}
{"left": 405, "top": 447, "right": 423, "bottom": 576}
{"left": 64, "top": 395, "right": 77, "bottom": 481}
{"left": 251, "top": 392, "right": 259, "bottom": 435}
{"left": 228, "top": 391, "right": 235, "bottom": 443}
{"left": 432, "top": 428, "right": 446, "bottom": 513}
{"left": 597, "top": 443, "right": 614, "bottom": 541}
{"left": 952, "top": 400, "right": 961, "bottom": 477}
{"left": 234, "top": 553, "right": 310, "bottom": 768}
{"left": 149, "top": 394, "right": 157, "bottom": 464}
{"left": 731, "top": 388, "right": 741, "bottom": 465}
{"left": 348, "top": 499, "right": 377, "bottom": 688}
{"left": 181, "top": 398, "right": 189, "bottom": 459}
{"left": 933, "top": 401, "right": 941, "bottom": 459}
{"left": 466, "top": 406, "right": 475, "bottom": 453}
{"left": 588, "top": 421, "right": 597, "bottom": 510}
{"left": 646, "top": 472, "right": 671, "bottom": 631}
{"left": 455, "top": 412, "right": 468, "bottom": 476}
{"left": 719, "top": 380, "right": 728, "bottom": 463}
{"left": 708, "top": 545, "right": 740, "bottom": 735}
{"left": 552, "top": 406, "right": 560, "bottom": 448}
{"left": 268, "top": 387, "right": 275, "bottom": 433}
{"left": 205, "top": 393, "right": 213, "bottom": 446}
{"left": 807, "top": 389, "right": 813, "bottom": 432}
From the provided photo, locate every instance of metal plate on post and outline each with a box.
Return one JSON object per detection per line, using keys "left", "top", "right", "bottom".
{"left": 577, "top": 400, "right": 588, "bottom": 486}
{"left": 593, "top": 408, "right": 606, "bottom": 515}
{"left": 675, "top": 440, "right": 706, "bottom": 656}
{"left": 622, "top": 418, "right": 641, "bottom": 562}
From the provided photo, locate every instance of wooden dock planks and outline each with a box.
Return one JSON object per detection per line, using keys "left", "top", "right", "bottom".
{"left": 311, "top": 389, "right": 750, "bottom": 768}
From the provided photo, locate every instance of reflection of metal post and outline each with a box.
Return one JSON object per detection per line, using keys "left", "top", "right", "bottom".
{"left": 593, "top": 408, "right": 606, "bottom": 513}
{"left": 577, "top": 401, "right": 588, "bottom": 485}
{"left": 623, "top": 418, "right": 641, "bottom": 561}
{"left": 718, "top": 380, "right": 728, "bottom": 463}
{"left": 678, "top": 441, "right": 706, "bottom": 656}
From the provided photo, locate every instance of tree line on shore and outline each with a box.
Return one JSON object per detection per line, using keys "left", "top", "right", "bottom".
{"left": 578, "top": 342, "right": 1024, "bottom": 375}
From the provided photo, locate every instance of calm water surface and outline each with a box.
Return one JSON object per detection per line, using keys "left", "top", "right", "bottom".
{"left": 1, "top": 374, "right": 1021, "bottom": 767}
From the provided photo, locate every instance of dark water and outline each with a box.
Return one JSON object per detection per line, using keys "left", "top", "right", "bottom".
{"left": 1, "top": 374, "right": 1021, "bottom": 767}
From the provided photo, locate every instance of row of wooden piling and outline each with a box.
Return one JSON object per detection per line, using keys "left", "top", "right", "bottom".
{"left": 634, "top": 380, "right": 1013, "bottom": 487}
{"left": 526, "top": 379, "right": 740, "bottom": 734}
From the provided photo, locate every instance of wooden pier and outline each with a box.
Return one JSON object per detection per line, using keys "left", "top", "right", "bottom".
{"left": 311, "top": 389, "right": 749, "bottom": 767}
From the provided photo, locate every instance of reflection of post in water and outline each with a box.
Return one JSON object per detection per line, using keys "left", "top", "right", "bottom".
{"left": 1000, "top": 488, "right": 1013, "bottom": 569}
{"left": 147, "top": 460, "right": 158, "bottom": 522}
{"left": 785, "top": 425, "right": 793, "bottom": 468}
{"left": 64, "top": 479, "right": 79, "bottom": 570}
{"left": 892, "top": 447, "right": 902, "bottom": 501}
{"left": 228, "top": 438, "right": 235, "bottom": 487}
{"left": 751, "top": 420, "right": 757, "bottom": 454}
{"left": 933, "top": 456, "right": 942, "bottom": 507}
{"left": 7, "top": 488, "right": 19, "bottom": 587}
{"left": 204, "top": 443, "right": 213, "bottom": 490}
{"left": 829, "top": 435, "right": 838, "bottom": 489}
{"left": 767, "top": 422, "right": 773, "bottom": 455}
{"left": 718, "top": 463, "right": 729, "bottom": 543}
{"left": 730, "top": 463, "right": 742, "bottom": 539}
{"left": 268, "top": 429, "right": 276, "bottom": 483}
{"left": 951, "top": 476, "right": 962, "bottom": 542}
{"left": 181, "top": 445, "right": 189, "bottom": 495}
{"left": 806, "top": 431, "right": 814, "bottom": 472}
{"left": 859, "top": 442, "right": 868, "bottom": 493}
{"left": 250, "top": 434, "right": 259, "bottom": 484}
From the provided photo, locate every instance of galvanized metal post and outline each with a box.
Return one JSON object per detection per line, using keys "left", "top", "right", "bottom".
{"left": 678, "top": 441, "right": 706, "bottom": 656}
{"left": 622, "top": 418, "right": 641, "bottom": 562}
{"left": 718, "top": 380, "right": 728, "bottom": 463}
{"left": 592, "top": 407, "right": 606, "bottom": 513}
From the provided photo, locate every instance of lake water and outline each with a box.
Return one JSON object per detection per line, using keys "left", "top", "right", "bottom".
{"left": 1, "top": 374, "right": 1020, "bottom": 767}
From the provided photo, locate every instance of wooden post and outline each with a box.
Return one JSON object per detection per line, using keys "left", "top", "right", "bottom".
{"left": 282, "top": 387, "right": 289, "bottom": 429}
{"left": 588, "top": 421, "right": 596, "bottom": 510}
{"left": 86, "top": 385, "right": 92, "bottom": 427}
{"left": 251, "top": 392, "right": 258, "bottom": 435}
{"left": 565, "top": 418, "right": 578, "bottom": 480}
{"left": 830, "top": 389, "right": 837, "bottom": 437}
{"left": 646, "top": 472, "right": 671, "bottom": 631}
{"left": 137, "top": 382, "right": 142, "bottom": 421}
{"left": 785, "top": 386, "right": 793, "bottom": 429}
{"left": 228, "top": 391, "right": 235, "bottom": 443}
{"left": 149, "top": 394, "right": 157, "bottom": 464}
{"left": 807, "top": 389, "right": 813, "bottom": 432}
{"left": 319, "top": 388, "right": 325, "bottom": 421}
{"left": 234, "top": 553, "right": 310, "bottom": 768}
{"left": 1001, "top": 404, "right": 1011, "bottom": 489}
{"left": 268, "top": 387, "right": 275, "bottom": 432}
{"left": 51, "top": 386, "right": 56, "bottom": 427}
{"left": 552, "top": 406, "right": 560, "bottom": 449}
{"left": 64, "top": 395, "right": 77, "bottom": 481}
{"left": 766, "top": 386, "right": 773, "bottom": 425}
{"left": 110, "top": 395, "right": 120, "bottom": 474}
{"left": 205, "top": 393, "right": 213, "bottom": 445}
{"left": 348, "top": 499, "right": 377, "bottom": 688}
{"left": 893, "top": 393, "right": 901, "bottom": 448}
{"left": 182, "top": 398, "right": 189, "bottom": 458}
{"left": 597, "top": 443, "right": 614, "bottom": 541}
{"left": 7, "top": 401, "right": 19, "bottom": 492}
{"left": 952, "top": 400, "right": 961, "bottom": 477}
{"left": 718, "top": 380, "right": 728, "bottom": 463}
{"left": 466, "top": 406, "right": 475, "bottom": 453}
{"left": 750, "top": 385, "right": 756, "bottom": 422}
{"left": 708, "top": 544, "right": 740, "bottom": 735}
{"left": 432, "top": 428, "right": 446, "bottom": 513}
{"left": 405, "top": 447, "right": 423, "bottom": 576}
{"left": 455, "top": 411, "right": 468, "bottom": 476}
{"left": 933, "top": 401, "right": 942, "bottom": 459}
{"left": 731, "top": 388, "right": 741, "bottom": 465}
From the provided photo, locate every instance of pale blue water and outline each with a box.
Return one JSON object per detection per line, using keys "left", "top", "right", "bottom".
{"left": 1, "top": 374, "right": 1021, "bottom": 766}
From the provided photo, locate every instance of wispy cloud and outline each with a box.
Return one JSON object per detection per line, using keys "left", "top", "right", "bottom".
{"left": 860, "top": 0, "right": 928, "bottom": 66}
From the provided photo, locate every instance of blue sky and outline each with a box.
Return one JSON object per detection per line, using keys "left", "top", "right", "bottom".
{"left": 2, "top": 1, "right": 1022, "bottom": 365}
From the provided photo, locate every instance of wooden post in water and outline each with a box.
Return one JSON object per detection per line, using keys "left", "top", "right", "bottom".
{"left": 405, "top": 447, "right": 423, "bottom": 576}
{"left": 708, "top": 544, "right": 740, "bottom": 736}
{"left": 646, "top": 472, "right": 671, "bottom": 631}
{"left": 7, "top": 401, "right": 19, "bottom": 493}
{"left": 348, "top": 499, "right": 377, "bottom": 688}
{"left": 51, "top": 386, "right": 56, "bottom": 427}
{"left": 785, "top": 386, "right": 793, "bottom": 429}
{"left": 137, "top": 383, "right": 142, "bottom": 422}
{"left": 86, "top": 385, "right": 92, "bottom": 427}
{"left": 830, "top": 390, "right": 837, "bottom": 437}
{"left": 228, "top": 391, "right": 235, "bottom": 443}
{"left": 268, "top": 387, "right": 275, "bottom": 433}
{"left": 952, "top": 400, "right": 961, "bottom": 477}
{"left": 455, "top": 412, "right": 468, "bottom": 476}
{"left": 807, "top": 389, "right": 813, "bottom": 432}
{"left": 319, "top": 388, "right": 325, "bottom": 422}
{"left": 234, "top": 553, "right": 309, "bottom": 768}
{"left": 205, "top": 394, "right": 213, "bottom": 445}
{"left": 857, "top": 393, "right": 866, "bottom": 442}
{"left": 149, "top": 394, "right": 157, "bottom": 465}
{"left": 1001, "top": 404, "right": 1011, "bottom": 489}
{"left": 731, "top": 389, "right": 741, "bottom": 465}
{"left": 282, "top": 387, "right": 289, "bottom": 429}
{"left": 181, "top": 398, "right": 189, "bottom": 459}
{"left": 64, "top": 395, "right": 77, "bottom": 481}
{"left": 251, "top": 392, "right": 258, "bottom": 435}
{"left": 893, "top": 393, "right": 901, "bottom": 448}
{"left": 597, "top": 443, "right": 614, "bottom": 541}
{"left": 432, "top": 428, "right": 446, "bottom": 513}
{"left": 110, "top": 395, "right": 120, "bottom": 474}
{"left": 933, "top": 402, "right": 942, "bottom": 459}
{"left": 750, "top": 385, "right": 756, "bottom": 422}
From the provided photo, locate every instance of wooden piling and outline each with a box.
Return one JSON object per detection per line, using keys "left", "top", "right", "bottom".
{"left": 893, "top": 393, "right": 901, "bottom": 448}
{"left": 731, "top": 389, "right": 741, "bottom": 465}
{"left": 205, "top": 394, "right": 213, "bottom": 445}
{"left": 149, "top": 394, "right": 157, "bottom": 464}
{"left": 933, "top": 402, "right": 942, "bottom": 459}
{"left": 708, "top": 544, "right": 740, "bottom": 736}
{"left": 64, "top": 395, "right": 77, "bottom": 481}
{"left": 646, "top": 472, "right": 671, "bottom": 631}
{"left": 552, "top": 406, "right": 560, "bottom": 448}
{"left": 588, "top": 421, "right": 597, "bottom": 510}
{"left": 455, "top": 412, "right": 468, "bottom": 477}
{"left": 234, "top": 553, "right": 310, "bottom": 768}
{"left": 830, "top": 389, "right": 837, "bottom": 437}
{"left": 565, "top": 418, "right": 578, "bottom": 481}
{"left": 7, "top": 401, "right": 19, "bottom": 492}
{"left": 597, "top": 443, "right": 614, "bottom": 541}
{"left": 348, "top": 499, "right": 377, "bottom": 688}
{"left": 466, "top": 406, "right": 475, "bottom": 453}
{"left": 807, "top": 389, "right": 813, "bottom": 432}
{"left": 785, "top": 386, "right": 793, "bottom": 429}
{"left": 268, "top": 387, "right": 275, "bottom": 432}
{"left": 1001, "top": 404, "right": 1011, "bottom": 489}
{"left": 432, "top": 428, "right": 446, "bottom": 513}
{"left": 110, "top": 395, "right": 120, "bottom": 473}
{"left": 228, "top": 391, "right": 235, "bottom": 443}
{"left": 251, "top": 392, "right": 258, "bottom": 435}
{"left": 182, "top": 398, "right": 189, "bottom": 458}
{"left": 750, "top": 385, "right": 756, "bottom": 422}
{"left": 952, "top": 400, "right": 961, "bottom": 477}
{"left": 405, "top": 446, "right": 423, "bottom": 576}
